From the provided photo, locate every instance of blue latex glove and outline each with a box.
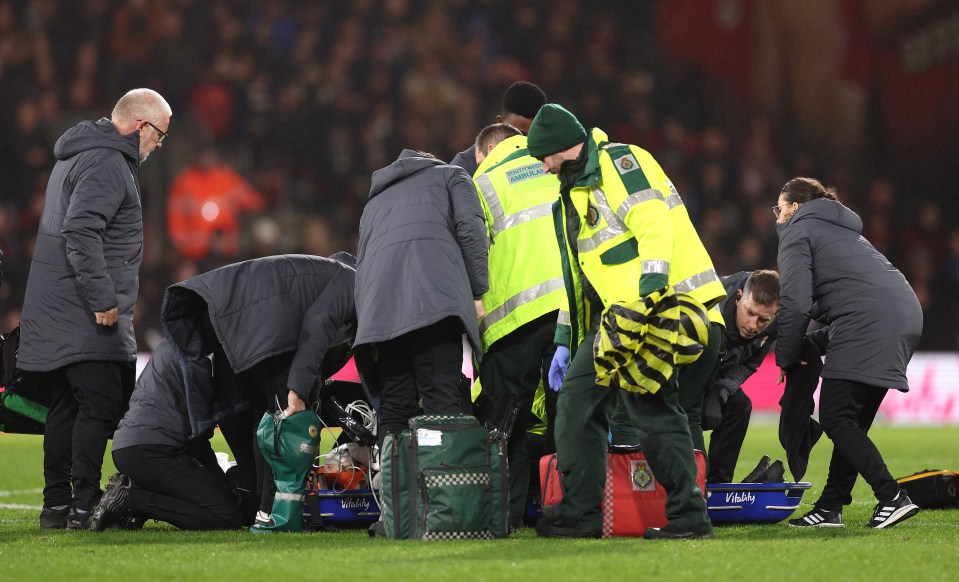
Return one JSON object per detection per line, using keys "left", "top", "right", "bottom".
{"left": 548, "top": 345, "right": 571, "bottom": 392}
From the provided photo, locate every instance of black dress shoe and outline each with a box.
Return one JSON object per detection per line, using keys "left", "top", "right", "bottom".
{"left": 535, "top": 517, "right": 601, "bottom": 538}
{"left": 742, "top": 455, "right": 771, "bottom": 483}
{"left": 644, "top": 524, "right": 714, "bottom": 540}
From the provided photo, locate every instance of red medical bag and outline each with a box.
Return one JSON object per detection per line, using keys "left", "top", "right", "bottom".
{"left": 540, "top": 447, "right": 707, "bottom": 537}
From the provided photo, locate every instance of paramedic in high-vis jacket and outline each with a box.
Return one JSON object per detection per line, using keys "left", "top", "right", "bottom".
{"left": 473, "top": 122, "right": 565, "bottom": 529}
{"left": 527, "top": 104, "right": 723, "bottom": 540}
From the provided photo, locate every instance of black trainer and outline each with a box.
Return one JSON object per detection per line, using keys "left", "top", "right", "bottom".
{"left": 788, "top": 507, "right": 844, "bottom": 528}
{"left": 535, "top": 517, "right": 601, "bottom": 539}
{"left": 91, "top": 473, "right": 132, "bottom": 532}
{"left": 867, "top": 491, "right": 919, "bottom": 529}
{"left": 39, "top": 505, "right": 70, "bottom": 529}
{"left": 742, "top": 455, "right": 771, "bottom": 483}
{"left": 66, "top": 507, "right": 92, "bottom": 530}
{"left": 644, "top": 525, "right": 714, "bottom": 540}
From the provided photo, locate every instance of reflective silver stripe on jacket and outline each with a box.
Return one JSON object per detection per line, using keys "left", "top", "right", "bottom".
{"left": 499, "top": 205, "right": 553, "bottom": 232}
{"left": 274, "top": 492, "right": 305, "bottom": 502}
{"left": 616, "top": 188, "right": 664, "bottom": 222}
{"left": 642, "top": 259, "right": 670, "bottom": 275}
{"left": 673, "top": 269, "right": 721, "bottom": 294}
{"left": 558, "top": 310, "right": 571, "bottom": 326}
{"left": 578, "top": 186, "right": 628, "bottom": 252}
{"left": 480, "top": 276, "right": 565, "bottom": 334}
{"left": 664, "top": 179, "right": 685, "bottom": 209}
{"left": 475, "top": 172, "right": 553, "bottom": 238}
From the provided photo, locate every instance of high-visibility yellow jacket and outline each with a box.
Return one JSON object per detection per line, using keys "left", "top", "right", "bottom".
{"left": 474, "top": 135, "right": 567, "bottom": 351}
{"left": 554, "top": 128, "right": 725, "bottom": 353}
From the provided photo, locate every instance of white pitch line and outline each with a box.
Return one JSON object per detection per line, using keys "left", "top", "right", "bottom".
{"left": 0, "top": 503, "right": 42, "bottom": 510}
{"left": 0, "top": 488, "right": 43, "bottom": 497}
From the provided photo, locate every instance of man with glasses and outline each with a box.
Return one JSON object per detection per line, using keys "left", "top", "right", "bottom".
{"left": 18, "top": 88, "right": 172, "bottom": 529}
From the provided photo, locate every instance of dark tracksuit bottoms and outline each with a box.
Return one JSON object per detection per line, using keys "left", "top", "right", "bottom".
{"left": 42, "top": 361, "right": 135, "bottom": 510}
{"left": 216, "top": 351, "right": 296, "bottom": 515}
{"left": 554, "top": 329, "right": 712, "bottom": 534}
{"left": 705, "top": 389, "right": 752, "bottom": 483}
{"left": 478, "top": 311, "right": 558, "bottom": 528}
{"left": 375, "top": 317, "right": 465, "bottom": 447}
{"left": 817, "top": 378, "right": 900, "bottom": 509}
{"left": 113, "top": 444, "right": 244, "bottom": 530}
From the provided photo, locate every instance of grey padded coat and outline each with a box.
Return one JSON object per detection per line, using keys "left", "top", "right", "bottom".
{"left": 775, "top": 198, "right": 922, "bottom": 390}
{"left": 19, "top": 118, "right": 143, "bottom": 371}
{"left": 354, "top": 150, "right": 488, "bottom": 355}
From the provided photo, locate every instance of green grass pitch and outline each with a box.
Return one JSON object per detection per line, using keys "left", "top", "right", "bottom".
{"left": 1, "top": 424, "right": 957, "bottom": 581}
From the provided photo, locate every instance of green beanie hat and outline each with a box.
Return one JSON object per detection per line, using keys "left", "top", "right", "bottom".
{"left": 527, "top": 104, "right": 587, "bottom": 160}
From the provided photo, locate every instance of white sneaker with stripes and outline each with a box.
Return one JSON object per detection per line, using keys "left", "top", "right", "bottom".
{"left": 788, "top": 507, "right": 844, "bottom": 528}
{"left": 867, "top": 492, "right": 919, "bottom": 529}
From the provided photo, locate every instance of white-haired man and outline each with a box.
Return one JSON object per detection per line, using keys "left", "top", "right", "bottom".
{"left": 19, "top": 88, "right": 172, "bottom": 529}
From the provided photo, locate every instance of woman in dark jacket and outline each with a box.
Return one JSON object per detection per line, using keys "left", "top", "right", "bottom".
{"left": 774, "top": 177, "right": 922, "bottom": 529}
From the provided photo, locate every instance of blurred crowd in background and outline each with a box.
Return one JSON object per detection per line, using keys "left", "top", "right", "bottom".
{"left": 1, "top": 0, "right": 958, "bottom": 351}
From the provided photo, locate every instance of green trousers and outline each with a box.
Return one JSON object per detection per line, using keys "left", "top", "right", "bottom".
{"left": 479, "top": 311, "right": 558, "bottom": 529}
{"left": 610, "top": 322, "right": 722, "bottom": 452}
{"left": 554, "top": 329, "right": 712, "bottom": 534}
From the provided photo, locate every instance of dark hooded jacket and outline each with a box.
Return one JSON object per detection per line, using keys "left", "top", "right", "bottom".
{"left": 775, "top": 198, "right": 922, "bottom": 390}
{"left": 160, "top": 254, "right": 357, "bottom": 437}
{"left": 712, "top": 271, "right": 778, "bottom": 401}
{"left": 450, "top": 145, "right": 479, "bottom": 178}
{"left": 354, "top": 150, "right": 488, "bottom": 356}
{"left": 112, "top": 338, "right": 192, "bottom": 450}
{"left": 19, "top": 118, "right": 143, "bottom": 371}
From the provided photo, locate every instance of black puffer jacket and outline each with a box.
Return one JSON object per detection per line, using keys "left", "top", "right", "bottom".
{"left": 775, "top": 198, "right": 922, "bottom": 390}
{"left": 161, "top": 254, "right": 357, "bottom": 436}
{"left": 19, "top": 118, "right": 143, "bottom": 371}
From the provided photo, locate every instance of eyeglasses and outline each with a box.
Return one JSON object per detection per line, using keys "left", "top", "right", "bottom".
{"left": 142, "top": 120, "right": 168, "bottom": 145}
{"left": 772, "top": 202, "right": 794, "bottom": 218}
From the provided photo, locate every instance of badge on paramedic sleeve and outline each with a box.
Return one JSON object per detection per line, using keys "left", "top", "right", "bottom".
{"left": 614, "top": 153, "right": 640, "bottom": 175}
{"left": 630, "top": 459, "right": 656, "bottom": 491}
{"left": 309, "top": 424, "right": 318, "bottom": 438}
{"left": 586, "top": 203, "right": 600, "bottom": 227}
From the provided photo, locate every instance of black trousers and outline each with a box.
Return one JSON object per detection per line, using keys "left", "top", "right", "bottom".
{"left": 42, "top": 361, "right": 134, "bottom": 510}
{"left": 817, "top": 378, "right": 900, "bottom": 510}
{"left": 706, "top": 389, "right": 752, "bottom": 483}
{"left": 478, "top": 311, "right": 558, "bottom": 528}
{"left": 114, "top": 444, "right": 244, "bottom": 530}
{"left": 375, "top": 317, "right": 464, "bottom": 446}
{"left": 215, "top": 350, "right": 294, "bottom": 514}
